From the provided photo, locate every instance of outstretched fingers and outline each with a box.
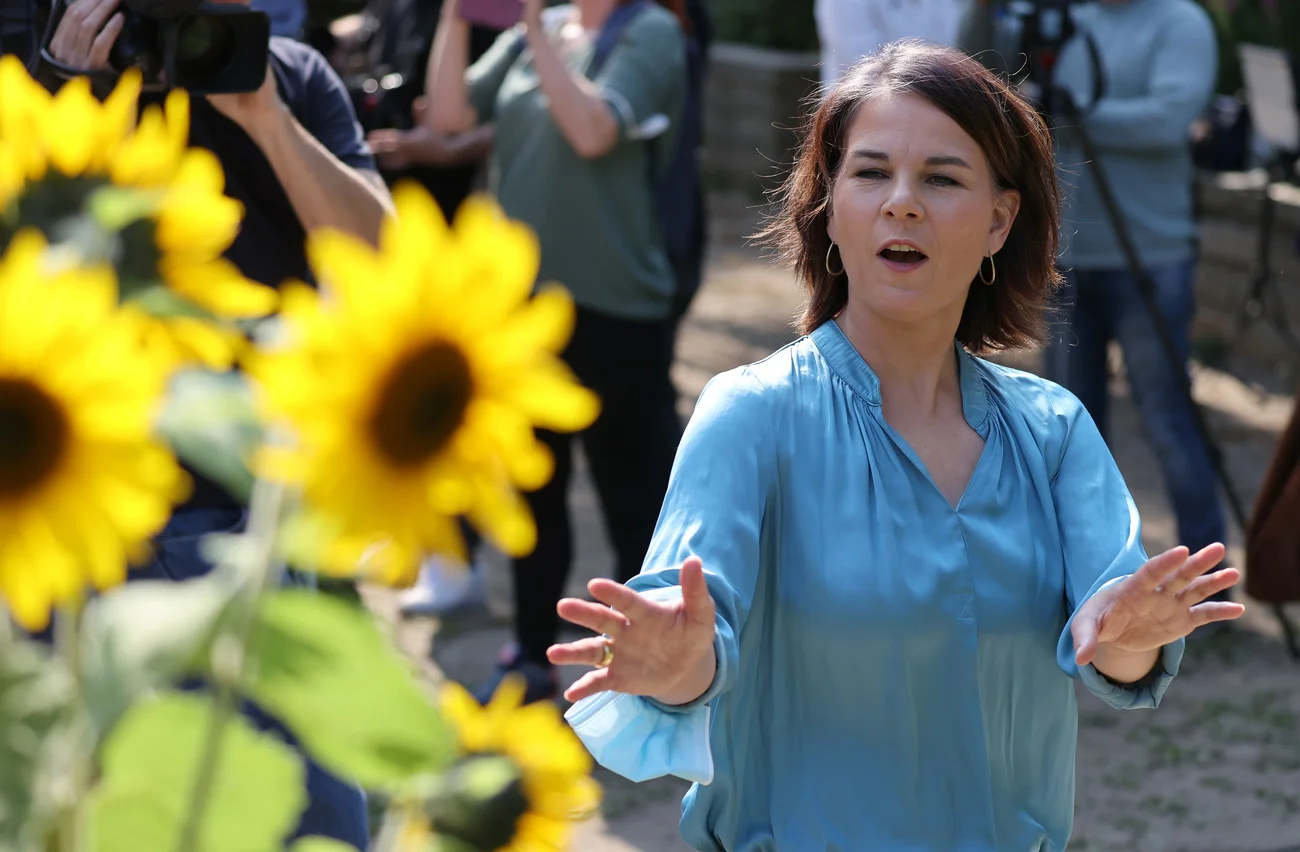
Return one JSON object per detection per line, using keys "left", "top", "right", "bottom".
{"left": 556, "top": 598, "right": 629, "bottom": 638}
{"left": 587, "top": 577, "right": 653, "bottom": 620}
{"left": 547, "top": 635, "right": 611, "bottom": 668}
{"left": 563, "top": 668, "right": 616, "bottom": 703}
{"left": 1178, "top": 565, "right": 1240, "bottom": 606}
{"left": 1133, "top": 546, "right": 1191, "bottom": 594}
{"left": 1162, "top": 543, "right": 1228, "bottom": 595}
{"left": 1189, "top": 599, "right": 1247, "bottom": 627}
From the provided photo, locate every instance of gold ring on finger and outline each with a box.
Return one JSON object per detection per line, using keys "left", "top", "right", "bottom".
{"left": 595, "top": 637, "right": 614, "bottom": 669}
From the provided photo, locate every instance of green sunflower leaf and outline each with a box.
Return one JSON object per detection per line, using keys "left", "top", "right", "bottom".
{"left": 0, "top": 626, "right": 75, "bottom": 852}
{"left": 244, "top": 590, "right": 457, "bottom": 787}
{"left": 158, "top": 370, "right": 262, "bottom": 505}
{"left": 86, "top": 185, "right": 164, "bottom": 232}
{"left": 86, "top": 691, "right": 306, "bottom": 852}
{"left": 78, "top": 565, "right": 250, "bottom": 737}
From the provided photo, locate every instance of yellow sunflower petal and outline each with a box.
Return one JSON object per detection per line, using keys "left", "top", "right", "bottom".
{"left": 483, "top": 285, "right": 578, "bottom": 362}
{"left": 440, "top": 679, "right": 491, "bottom": 752}
{"left": 160, "top": 256, "right": 278, "bottom": 318}
{"left": 0, "top": 233, "right": 186, "bottom": 630}
{"left": 43, "top": 76, "right": 99, "bottom": 176}
{"left": 148, "top": 315, "right": 245, "bottom": 370}
{"left": 90, "top": 69, "right": 143, "bottom": 172}
{"left": 497, "top": 364, "right": 602, "bottom": 433}
{"left": 466, "top": 479, "right": 537, "bottom": 558}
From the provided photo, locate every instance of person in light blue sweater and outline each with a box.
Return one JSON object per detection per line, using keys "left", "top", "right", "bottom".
{"left": 1044, "top": 0, "right": 1228, "bottom": 604}
{"left": 547, "top": 41, "right": 1244, "bottom": 851}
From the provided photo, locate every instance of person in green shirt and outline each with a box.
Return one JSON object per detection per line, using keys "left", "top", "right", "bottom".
{"left": 427, "top": 0, "right": 690, "bottom": 704}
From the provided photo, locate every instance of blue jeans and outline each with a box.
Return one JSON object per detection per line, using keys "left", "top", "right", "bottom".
{"left": 134, "top": 508, "right": 370, "bottom": 850}
{"left": 1043, "top": 262, "right": 1227, "bottom": 558}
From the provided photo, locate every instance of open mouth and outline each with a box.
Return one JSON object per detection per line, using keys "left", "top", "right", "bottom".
{"left": 879, "top": 244, "right": 928, "bottom": 265}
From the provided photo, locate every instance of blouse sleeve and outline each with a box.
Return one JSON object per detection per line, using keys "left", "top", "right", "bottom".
{"left": 1051, "top": 396, "right": 1184, "bottom": 710}
{"left": 564, "top": 367, "right": 775, "bottom": 783}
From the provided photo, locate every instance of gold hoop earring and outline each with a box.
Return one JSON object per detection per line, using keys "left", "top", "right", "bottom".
{"left": 979, "top": 254, "right": 996, "bottom": 286}
{"left": 825, "top": 242, "right": 845, "bottom": 277}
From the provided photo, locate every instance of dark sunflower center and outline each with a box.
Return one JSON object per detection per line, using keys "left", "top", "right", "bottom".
{"left": 428, "top": 754, "right": 529, "bottom": 852}
{"left": 0, "top": 378, "right": 70, "bottom": 499}
{"left": 368, "top": 341, "right": 473, "bottom": 469}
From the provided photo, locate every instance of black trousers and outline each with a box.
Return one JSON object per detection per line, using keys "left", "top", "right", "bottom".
{"left": 513, "top": 305, "right": 681, "bottom": 664}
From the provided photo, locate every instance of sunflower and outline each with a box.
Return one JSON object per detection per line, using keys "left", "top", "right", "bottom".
{"left": 0, "top": 56, "right": 276, "bottom": 370}
{"left": 420, "top": 675, "right": 601, "bottom": 852}
{"left": 0, "top": 231, "right": 188, "bottom": 631}
{"left": 251, "top": 182, "right": 600, "bottom": 584}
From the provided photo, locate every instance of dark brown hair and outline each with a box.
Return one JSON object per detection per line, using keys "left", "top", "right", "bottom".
{"left": 757, "top": 39, "right": 1062, "bottom": 354}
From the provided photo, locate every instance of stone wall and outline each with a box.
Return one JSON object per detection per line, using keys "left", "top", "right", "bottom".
{"left": 699, "top": 43, "right": 1300, "bottom": 373}
{"left": 701, "top": 43, "right": 820, "bottom": 246}
{"left": 1192, "top": 175, "right": 1300, "bottom": 371}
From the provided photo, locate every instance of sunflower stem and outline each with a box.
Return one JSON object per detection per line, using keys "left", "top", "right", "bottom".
{"left": 369, "top": 804, "right": 408, "bottom": 852}
{"left": 53, "top": 598, "right": 86, "bottom": 852}
{"left": 174, "top": 478, "right": 287, "bottom": 852}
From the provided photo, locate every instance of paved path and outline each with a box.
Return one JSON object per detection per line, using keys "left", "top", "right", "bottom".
{"left": 366, "top": 246, "right": 1300, "bottom": 852}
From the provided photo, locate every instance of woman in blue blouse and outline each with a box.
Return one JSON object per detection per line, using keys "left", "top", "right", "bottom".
{"left": 546, "top": 40, "right": 1246, "bottom": 852}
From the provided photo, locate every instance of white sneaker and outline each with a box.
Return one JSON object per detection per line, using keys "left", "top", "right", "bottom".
{"left": 398, "top": 556, "right": 487, "bottom": 617}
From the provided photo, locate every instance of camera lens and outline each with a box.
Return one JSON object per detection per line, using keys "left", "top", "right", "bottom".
{"left": 174, "top": 15, "right": 236, "bottom": 79}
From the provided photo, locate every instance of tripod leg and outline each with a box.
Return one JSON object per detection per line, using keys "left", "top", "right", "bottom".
{"left": 1274, "top": 603, "right": 1300, "bottom": 660}
{"left": 1262, "top": 259, "right": 1300, "bottom": 359}
{"left": 1113, "top": 262, "right": 1230, "bottom": 560}
{"left": 1235, "top": 183, "right": 1300, "bottom": 361}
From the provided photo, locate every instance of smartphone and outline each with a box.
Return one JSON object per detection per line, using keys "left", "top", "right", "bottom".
{"left": 458, "top": 0, "right": 523, "bottom": 31}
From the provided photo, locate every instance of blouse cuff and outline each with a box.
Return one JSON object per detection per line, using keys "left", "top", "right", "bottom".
{"left": 1058, "top": 574, "right": 1185, "bottom": 711}
{"left": 629, "top": 586, "right": 728, "bottom": 714}
{"left": 1077, "top": 639, "right": 1184, "bottom": 710}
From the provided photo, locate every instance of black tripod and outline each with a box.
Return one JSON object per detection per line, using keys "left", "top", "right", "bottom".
{"left": 1018, "top": 9, "right": 1300, "bottom": 658}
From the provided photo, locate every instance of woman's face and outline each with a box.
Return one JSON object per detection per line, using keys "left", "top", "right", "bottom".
{"left": 826, "top": 92, "right": 1020, "bottom": 329}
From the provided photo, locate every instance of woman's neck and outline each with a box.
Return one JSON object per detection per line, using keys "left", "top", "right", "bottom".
{"left": 575, "top": 0, "right": 619, "bottom": 29}
{"left": 835, "top": 301, "right": 962, "bottom": 417}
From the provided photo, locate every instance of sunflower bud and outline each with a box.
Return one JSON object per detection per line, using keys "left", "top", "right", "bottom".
{"left": 425, "top": 754, "right": 529, "bottom": 852}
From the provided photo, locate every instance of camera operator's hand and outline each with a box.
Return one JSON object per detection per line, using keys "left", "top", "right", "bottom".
{"left": 49, "top": 0, "right": 125, "bottom": 71}
{"left": 207, "top": 65, "right": 286, "bottom": 135}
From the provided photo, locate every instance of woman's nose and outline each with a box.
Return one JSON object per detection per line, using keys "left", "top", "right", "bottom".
{"left": 882, "top": 179, "right": 923, "bottom": 220}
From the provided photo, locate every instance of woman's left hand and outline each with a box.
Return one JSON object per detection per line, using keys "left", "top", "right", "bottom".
{"left": 1071, "top": 543, "right": 1245, "bottom": 667}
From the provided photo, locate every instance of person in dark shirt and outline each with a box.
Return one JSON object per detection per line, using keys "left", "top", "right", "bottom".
{"left": 40, "top": 0, "right": 394, "bottom": 846}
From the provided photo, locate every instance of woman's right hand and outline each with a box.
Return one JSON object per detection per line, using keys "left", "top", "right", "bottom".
{"left": 548, "top": 556, "right": 718, "bottom": 704}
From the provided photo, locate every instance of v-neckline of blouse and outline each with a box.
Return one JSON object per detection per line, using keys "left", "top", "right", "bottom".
{"left": 811, "top": 320, "right": 994, "bottom": 511}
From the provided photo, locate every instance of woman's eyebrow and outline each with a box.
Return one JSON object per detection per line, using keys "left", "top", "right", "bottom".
{"left": 848, "top": 149, "right": 974, "bottom": 170}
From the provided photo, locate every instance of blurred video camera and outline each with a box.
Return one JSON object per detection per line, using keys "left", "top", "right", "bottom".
{"left": 106, "top": 0, "right": 271, "bottom": 94}
{"left": 980, "top": 0, "right": 1088, "bottom": 113}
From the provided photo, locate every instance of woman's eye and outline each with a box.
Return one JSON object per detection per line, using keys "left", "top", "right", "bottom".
{"left": 928, "top": 174, "right": 960, "bottom": 186}
{"left": 856, "top": 168, "right": 887, "bottom": 179}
